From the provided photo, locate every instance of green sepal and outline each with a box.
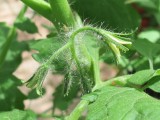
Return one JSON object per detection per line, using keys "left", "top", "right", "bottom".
{"left": 25, "top": 65, "right": 49, "bottom": 95}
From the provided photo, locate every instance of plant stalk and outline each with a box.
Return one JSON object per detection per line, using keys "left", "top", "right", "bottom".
{"left": 17, "top": 5, "right": 28, "bottom": 19}
{"left": 92, "top": 75, "right": 131, "bottom": 91}
{"left": 21, "top": 0, "right": 53, "bottom": 22}
{"left": 93, "top": 59, "right": 102, "bottom": 86}
{"left": 0, "top": 27, "right": 16, "bottom": 67}
{"left": 46, "top": 42, "right": 71, "bottom": 65}
{"left": 0, "top": 5, "right": 27, "bottom": 68}
{"left": 49, "top": 0, "right": 76, "bottom": 30}
{"left": 149, "top": 58, "right": 154, "bottom": 70}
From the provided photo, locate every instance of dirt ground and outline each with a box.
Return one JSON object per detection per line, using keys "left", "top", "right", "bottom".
{"left": 0, "top": 0, "right": 117, "bottom": 119}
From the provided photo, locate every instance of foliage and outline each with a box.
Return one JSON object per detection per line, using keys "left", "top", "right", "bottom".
{"left": 0, "top": 0, "right": 160, "bottom": 120}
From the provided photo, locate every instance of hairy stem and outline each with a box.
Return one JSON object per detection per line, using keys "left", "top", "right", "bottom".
{"left": 70, "top": 26, "right": 131, "bottom": 46}
{"left": 70, "top": 28, "right": 103, "bottom": 91}
{"left": 45, "top": 43, "right": 71, "bottom": 65}
{"left": 49, "top": 0, "right": 76, "bottom": 30}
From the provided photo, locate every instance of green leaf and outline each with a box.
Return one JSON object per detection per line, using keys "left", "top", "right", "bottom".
{"left": 127, "top": 69, "right": 155, "bottom": 86}
{"left": 145, "top": 70, "right": 160, "bottom": 92}
{"left": 148, "top": 76, "right": 160, "bottom": 93}
{"left": 14, "top": 17, "right": 38, "bottom": 34}
{"left": 133, "top": 39, "right": 160, "bottom": 59}
{"left": 87, "top": 86, "right": 160, "bottom": 120}
{"left": 0, "top": 22, "right": 10, "bottom": 47}
{"left": 53, "top": 83, "right": 78, "bottom": 111}
{"left": 138, "top": 29, "right": 160, "bottom": 43}
{"left": 28, "top": 89, "right": 46, "bottom": 99}
{"left": 0, "top": 76, "right": 26, "bottom": 111}
{"left": 71, "top": 0, "right": 140, "bottom": 32}
{"left": 0, "top": 23, "right": 28, "bottom": 111}
{"left": 29, "top": 37, "right": 63, "bottom": 63}
{"left": 82, "top": 93, "right": 98, "bottom": 103}
{"left": 1, "top": 40, "right": 28, "bottom": 74}
{"left": 29, "top": 37, "right": 71, "bottom": 74}
{"left": 0, "top": 22, "right": 29, "bottom": 74}
{"left": 0, "top": 109, "right": 37, "bottom": 120}
{"left": 126, "top": 69, "right": 160, "bottom": 92}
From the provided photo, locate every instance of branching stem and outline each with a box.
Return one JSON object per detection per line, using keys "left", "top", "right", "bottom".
{"left": 69, "top": 26, "right": 131, "bottom": 88}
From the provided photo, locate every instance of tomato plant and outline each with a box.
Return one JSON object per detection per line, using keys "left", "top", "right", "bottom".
{"left": 0, "top": 0, "right": 160, "bottom": 120}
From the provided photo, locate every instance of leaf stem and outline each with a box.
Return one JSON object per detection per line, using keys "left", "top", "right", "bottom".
{"left": 65, "top": 100, "right": 89, "bottom": 120}
{"left": 0, "top": 27, "right": 16, "bottom": 67}
{"left": 92, "top": 75, "right": 131, "bottom": 91}
{"left": 0, "top": 5, "right": 28, "bottom": 68}
{"left": 148, "top": 58, "right": 154, "bottom": 70}
{"left": 21, "top": 0, "right": 54, "bottom": 22}
{"left": 93, "top": 59, "right": 102, "bottom": 86}
{"left": 16, "top": 5, "right": 28, "bottom": 19}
